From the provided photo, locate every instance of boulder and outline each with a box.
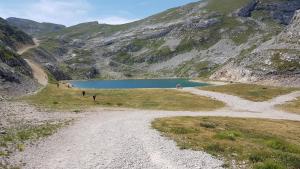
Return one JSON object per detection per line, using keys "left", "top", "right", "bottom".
{"left": 237, "top": 0, "right": 258, "bottom": 17}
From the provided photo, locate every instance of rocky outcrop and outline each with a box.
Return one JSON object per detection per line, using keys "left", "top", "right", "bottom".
{"left": 0, "top": 17, "right": 39, "bottom": 97}
{"left": 0, "top": 50, "right": 39, "bottom": 96}
{"left": 0, "top": 48, "right": 32, "bottom": 76}
{"left": 256, "top": 0, "right": 300, "bottom": 25}
{"left": 238, "top": 0, "right": 300, "bottom": 25}
{"left": 0, "top": 63, "right": 21, "bottom": 83}
{"left": 184, "top": 18, "right": 221, "bottom": 29}
{"left": 237, "top": 0, "right": 258, "bottom": 17}
{"left": 141, "top": 27, "right": 174, "bottom": 40}
{"left": 278, "top": 10, "right": 300, "bottom": 44}
{"left": 44, "top": 63, "right": 71, "bottom": 80}
{"left": 85, "top": 67, "right": 99, "bottom": 79}
{"left": 211, "top": 9, "right": 300, "bottom": 86}
{"left": 0, "top": 18, "right": 34, "bottom": 50}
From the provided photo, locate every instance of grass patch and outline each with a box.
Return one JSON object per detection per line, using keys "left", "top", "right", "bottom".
{"left": 22, "top": 84, "right": 225, "bottom": 111}
{"left": 205, "top": 0, "right": 252, "bottom": 15}
{"left": 271, "top": 52, "right": 300, "bottom": 72}
{"left": 112, "top": 52, "right": 134, "bottom": 65}
{"left": 175, "top": 60, "right": 220, "bottom": 78}
{"left": 45, "top": 21, "right": 133, "bottom": 39}
{"left": 277, "top": 97, "right": 300, "bottom": 115}
{"left": 195, "top": 62, "right": 220, "bottom": 78}
{"left": 0, "top": 46, "right": 20, "bottom": 60}
{"left": 175, "top": 38, "right": 197, "bottom": 53}
{"left": 129, "top": 39, "right": 148, "bottom": 51}
{"left": 0, "top": 163, "right": 20, "bottom": 169}
{"left": 201, "top": 83, "right": 298, "bottom": 102}
{"left": 152, "top": 116, "right": 300, "bottom": 169}
{"left": 65, "top": 49, "right": 94, "bottom": 65}
{"left": 0, "top": 123, "right": 63, "bottom": 157}
{"left": 147, "top": 46, "right": 173, "bottom": 64}
{"left": 39, "top": 38, "right": 64, "bottom": 54}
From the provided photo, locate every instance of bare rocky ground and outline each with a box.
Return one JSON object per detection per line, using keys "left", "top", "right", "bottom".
{"left": 0, "top": 100, "right": 84, "bottom": 168}
{"left": 0, "top": 101, "right": 81, "bottom": 130}
{"left": 2, "top": 88, "right": 300, "bottom": 169}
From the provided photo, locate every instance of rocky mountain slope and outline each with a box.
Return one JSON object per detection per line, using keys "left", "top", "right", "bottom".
{"left": 211, "top": 10, "right": 300, "bottom": 86}
{"left": 0, "top": 17, "right": 38, "bottom": 97}
{"left": 20, "top": 0, "right": 300, "bottom": 86}
{"left": 6, "top": 17, "right": 66, "bottom": 37}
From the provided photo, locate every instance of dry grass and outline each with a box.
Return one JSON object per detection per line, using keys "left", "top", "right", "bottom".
{"left": 152, "top": 117, "right": 300, "bottom": 169}
{"left": 0, "top": 122, "right": 64, "bottom": 168}
{"left": 277, "top": 97, "right": 300, "bottom": 115}
{"left": 22, "top": 84, "right": 225, "bottom": 111}
{"left": 201, "top": 83, "right": 298, "bottom": 102}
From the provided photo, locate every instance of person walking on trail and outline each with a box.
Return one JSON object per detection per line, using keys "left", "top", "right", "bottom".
{"left": 82, "top": 91, "right": 86, "bottom": 97}
{"left": 57, "top": 83, "right": 59, "bottom": 88}
{"left": 93, "top": 95, "right": 96, "bottom": 101}
{"left": 67, "top": 83, "right": 72, "bottom": 88}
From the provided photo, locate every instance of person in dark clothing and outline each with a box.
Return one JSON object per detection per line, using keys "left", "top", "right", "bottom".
{"left": 93, "top": 95, "right": 96, "bottom": 101}
{"left": 57, "top": 83, "right": 59, "bottom": 88}
{"left": 176, "top": 83, "right": 182, "bottom": 89}
{"left": 82, "top": 91, "right": 86, "bottom": 96}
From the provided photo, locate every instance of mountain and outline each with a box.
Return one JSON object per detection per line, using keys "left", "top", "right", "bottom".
{"left": 22, "top": 0, "right": 300, "bottom": 86}
{"left": 6, "top": 17, "right": 66, "bottom": 37}
{"left": 0, "top": 17, "right": 38, "bottom": 97}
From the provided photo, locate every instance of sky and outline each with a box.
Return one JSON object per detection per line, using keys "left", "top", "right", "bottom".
{"left": 0, "top": 0, "right": 199, "bottom": 26}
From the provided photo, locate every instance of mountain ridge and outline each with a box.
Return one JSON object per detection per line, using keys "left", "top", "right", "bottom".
{"left": 6, "top": 17, "right": 66, "bottom": 37}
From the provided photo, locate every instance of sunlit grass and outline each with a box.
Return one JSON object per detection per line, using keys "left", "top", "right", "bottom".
{"left": 0, "top": 123, "right": 64, "bottom": 156}
{"left": 277, "top": 97, "right": 300, "bottom": 115}
{"left": 152, "top": 116, "right": 300, "bottom": 169}
{"left": 22, "top": 84, "right": 225, "bottom": 111}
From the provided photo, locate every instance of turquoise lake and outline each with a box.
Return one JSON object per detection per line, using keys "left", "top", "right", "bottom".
{"left": 70, "top": 79, "right": 208, "bottom": 89}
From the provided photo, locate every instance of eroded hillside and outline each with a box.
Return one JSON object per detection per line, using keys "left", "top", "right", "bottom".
{"left": 0, "top": 18, "right": 38, "bottom": 97}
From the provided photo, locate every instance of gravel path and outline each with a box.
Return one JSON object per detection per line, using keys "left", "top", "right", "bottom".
{"left": 184, "top": 88, "right": 300, "bottom": 113}
{"left": 9, "top": 88, "right": 300, "bottom": 169}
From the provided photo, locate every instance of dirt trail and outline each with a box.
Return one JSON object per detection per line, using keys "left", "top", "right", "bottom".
{"left": 17, "top": 39, "right": 48, "bottom": 86}
{"left": 24, "top": 59, "right": 48, "bottom": 86}
{"left": 9, "top": 88, "right": 300, "bottom": 169}
{"left": 17, "top": 39, "right": 40, "bottom": 55}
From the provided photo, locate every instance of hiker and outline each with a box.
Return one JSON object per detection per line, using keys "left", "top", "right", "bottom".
{"left": 93, "top": 95, "right": 96, "bottom": 101}
{"left": 67, "top": 83, "right": 72, "bottom": 88}
{"left": 82, "top": 91, "right": 86, "bottom": 96}
{"left": 57, "top": 83, "right": 59, "bottom": 88}
{"left": 176, "top": 83, "right": 182, "bottom": 89}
